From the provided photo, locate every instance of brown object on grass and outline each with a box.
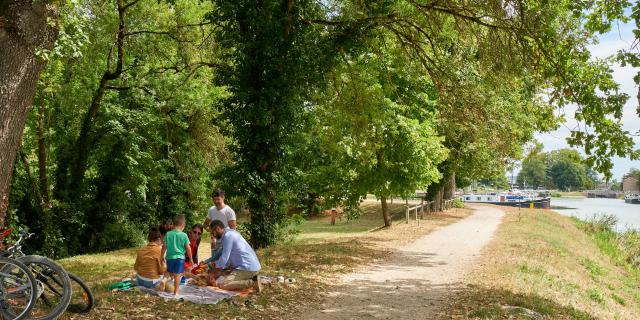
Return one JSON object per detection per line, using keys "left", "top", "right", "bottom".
{"left": 155, "top": 278, "right": 166, "bottom": 291}
{"left": 164, "top": 281, "right": 175, "bottom": 293}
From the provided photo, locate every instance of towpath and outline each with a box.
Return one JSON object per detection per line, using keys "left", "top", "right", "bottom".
{"left": 302, "top": 205, "right": 504, "bottom": 319}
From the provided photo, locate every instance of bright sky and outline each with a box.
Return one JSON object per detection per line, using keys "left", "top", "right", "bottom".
{"left": 536, "top": 19, "right": 640, "bottom": 181}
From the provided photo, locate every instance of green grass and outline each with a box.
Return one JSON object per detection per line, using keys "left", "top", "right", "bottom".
{"left": 443, "top": 207, "right": 640, "bottom": 319}
{"left": 55, "top": 202, "right": 469, "bottom": 319}
{"left": 588, "top": 289, "right": 605, "bottom": 304}
{"left": 581, "top": 258, "right": 607, "bottom": 278}
{"left": 612, "top": 293, "right": 627, "bottom": 306}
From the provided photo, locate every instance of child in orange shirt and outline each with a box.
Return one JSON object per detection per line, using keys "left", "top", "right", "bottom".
{"left": 134, "top": 228, "right": 165, "bottom": 288}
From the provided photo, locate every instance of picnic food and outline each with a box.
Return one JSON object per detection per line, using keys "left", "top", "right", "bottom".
{"left": 191, "top": 263, "right": 206, "bottom": 275}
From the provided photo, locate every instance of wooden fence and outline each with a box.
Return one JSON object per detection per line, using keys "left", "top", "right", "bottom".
{"left": 404, "top": 199, "right": 456, "bottom": 224}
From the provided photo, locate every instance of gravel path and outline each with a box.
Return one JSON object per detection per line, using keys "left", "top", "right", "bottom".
{"left": 303, "top": 205, "right": 504, "bottom": 319}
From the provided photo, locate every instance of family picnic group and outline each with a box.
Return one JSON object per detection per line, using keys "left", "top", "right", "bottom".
{"left": 133, "top": 189, "right": 262, "bottom": 295}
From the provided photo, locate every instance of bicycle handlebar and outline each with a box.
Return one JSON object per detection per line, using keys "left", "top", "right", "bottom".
{"left": 5, "top": 228, "right": 34, "bottom": 257}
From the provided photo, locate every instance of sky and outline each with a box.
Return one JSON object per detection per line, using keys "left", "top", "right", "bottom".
{"left": 535, "top": 19, "right": 640, "bottom": 181}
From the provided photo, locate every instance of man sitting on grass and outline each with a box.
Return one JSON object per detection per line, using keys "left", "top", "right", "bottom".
{"left": 207, "top": 219, "right": 262, "bottom": 292}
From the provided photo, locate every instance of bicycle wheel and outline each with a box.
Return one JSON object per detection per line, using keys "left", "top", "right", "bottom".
{"left": 16, "top": 255, "right": 71, "bottom": 320}
{"left": 0, "top": 256, "right": 38, "bottom": 320}
{"left": 65, "top": 273, "right": 93, "bottom": 314}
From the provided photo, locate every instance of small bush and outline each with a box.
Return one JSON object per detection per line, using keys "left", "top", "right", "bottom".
{"left": 588, "top": 289, "right": 605, "bottom": 303}
{"left": 580, "top": 258, "right": 606, "bottom": 277}
{"left": 551, "top": 192, "right": 562, "bottom": 198}
{"left": 581, "top": 214, "right": 617, "bottom": 234}
{"left": 91, "top": 222, "right": 146, "bottom": 252}
{"left": 578, "top": 215, "right": 640, "bottom": 269}
{"left": 452, "top": 198, "right": 464, "bottom": 208}
{"left": 612, "top": 293, "right": 626, "bottom": 306}
{"left": 616, "top": 229, "right": 640, "bottom": 268}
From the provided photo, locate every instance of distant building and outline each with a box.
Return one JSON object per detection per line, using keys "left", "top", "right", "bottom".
{"left": 623, "top": 175, "right": 640, "bottom": 193}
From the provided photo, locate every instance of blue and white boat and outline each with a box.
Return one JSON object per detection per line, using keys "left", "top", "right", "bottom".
{"left": 460, "top": 191, "right": 551, "bottom": 209}
{"left": 624, "top": 194, "right": 640, "bottom": 204}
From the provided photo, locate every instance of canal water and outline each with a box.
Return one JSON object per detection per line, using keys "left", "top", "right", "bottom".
{"left": 551, "top": 197, "right": 640, "bottom": 231}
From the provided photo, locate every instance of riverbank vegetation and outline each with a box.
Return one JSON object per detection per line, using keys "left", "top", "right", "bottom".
{"left": 443, "top": 207, "right": 640, "bottom": 319}
{"left": 56, "top": 203, "right": 471, "bottom": 319}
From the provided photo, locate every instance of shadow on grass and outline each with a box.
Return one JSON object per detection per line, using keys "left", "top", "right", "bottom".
{"left": 445, "top": 285, "right": 596, "bottom": 320}
{"left": 260, "top": 238, "right": 390, "bottom": 274}
{"left": 303, "top": 280, "right": 595, "bottom": 320}
{"left": 58, "top": 239, "right": 391, "bottom": 320}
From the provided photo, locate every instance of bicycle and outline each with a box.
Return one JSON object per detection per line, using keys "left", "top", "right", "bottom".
{"left": 2, "top": 228, "right": 73, "bottom": 319}
{"left": 0, "top": 229, "right": 39, "bottom": 320}
{"left": 65, "top": 273, "right": 93, "bottom": 314}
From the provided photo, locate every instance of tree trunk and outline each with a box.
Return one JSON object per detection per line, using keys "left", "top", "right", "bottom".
{"left": 36, "top": 103, "right": 49, "bottom": 204}
{"left": 380, "top": 195, "right": 391, "bottom": 227}
{"left": 66, "top": 0, "right": 128, "bottom": 199}
{"left": 443, "top": 172, "right": 456, "bottom": 200}
{"left": 434, "top": 187, "right": 444, "bottom": 211}
{"left": 0, "top": 1, "right": 58, "bottom": 225}
{"left": 19, "top": 151, "right": 43, "bottom": 210}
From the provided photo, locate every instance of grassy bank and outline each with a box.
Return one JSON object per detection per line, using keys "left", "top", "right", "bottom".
{"left": 57, "top": 202, "right": 471, "bottom": 320}
{"left": 551, "top": 191, "right": 586, "bottom": 198}
{"left": 443, "top": 207, "right": 640, "bottom": 319}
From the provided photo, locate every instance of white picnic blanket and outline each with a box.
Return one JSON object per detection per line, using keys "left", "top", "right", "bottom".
{"left": 137, "top": 284, "right": 238, "bottom": 305}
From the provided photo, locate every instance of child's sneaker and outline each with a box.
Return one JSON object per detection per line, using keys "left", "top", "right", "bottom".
{"left": 252, "top": 275, "right": 262, "bottom": 293}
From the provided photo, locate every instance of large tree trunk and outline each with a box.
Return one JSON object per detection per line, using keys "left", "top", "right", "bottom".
{"left": 443, "top": 172, "right": 456, "bottom": 200}
{"left": 0, "top": 1, "right": 58, "bottom": 225}
{"left": 380, "top": 195, "right": 391, "bottom": 227}
{"left": 434, "top": 188, "right": 443, "bottom": 211}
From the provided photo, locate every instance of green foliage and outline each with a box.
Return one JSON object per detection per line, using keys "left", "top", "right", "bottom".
{"left": 518, "top": 146, "right": 597, "bottom": 191}
{"left": 588, "top": 289, "right": 606, "bottom": 304}
{"left": 548, "top": 158, "right": 586, "bottom": 191}
{"left": 517, "top": 143, "right": 547, "bottom": 188}
{"left": 302, "top": 39, "right": 447, "bottom": 218}
{"left": 209, "top": 0, "right": 337, "bottom": 247}
{"left": 478, "top": 175, "right": 511, "bottom": 190}
{"left": 576, "top": 214, "right": 640, "bottom": 270}
{"left": 8, "top": 0, "right": 640, "bottom": 255}
{"left": 452, "top": 198, "right": 464, "bottom": 209}
{"left": 11, "top": 0, "right": 227, "bottom": 257}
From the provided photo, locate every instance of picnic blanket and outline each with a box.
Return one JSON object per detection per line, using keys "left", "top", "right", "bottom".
{"left": 137, "top": 284, "right": 246, "bottom": 305}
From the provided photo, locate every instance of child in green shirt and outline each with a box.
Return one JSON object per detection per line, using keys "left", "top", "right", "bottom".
{"left": 161, "top": 215, "right": 192, "bottom": 295}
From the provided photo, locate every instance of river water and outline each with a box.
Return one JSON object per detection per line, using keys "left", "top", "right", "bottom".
{"left": 551, "top": 197, "right": 640, "bottom": 231}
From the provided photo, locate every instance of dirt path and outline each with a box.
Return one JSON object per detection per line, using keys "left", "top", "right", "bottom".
{"left": 302, "top": 205, "right": 504, "bottom": 319}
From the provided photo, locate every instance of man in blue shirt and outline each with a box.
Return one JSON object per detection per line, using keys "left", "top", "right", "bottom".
{"left": 209, "top": 220, "right": 262, "bottom": 291}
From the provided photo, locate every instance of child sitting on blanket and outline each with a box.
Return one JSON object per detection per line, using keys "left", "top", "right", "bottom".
{"left": 134, "top": 227, "right": 165, "bottom": 288}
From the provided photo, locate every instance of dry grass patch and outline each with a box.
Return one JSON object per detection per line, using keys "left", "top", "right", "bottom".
{"left": 57, "top": 202, "right": 471, "bottom": 319}
{"left": 442, "top": 206, "right": 640, "bottom": 320}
